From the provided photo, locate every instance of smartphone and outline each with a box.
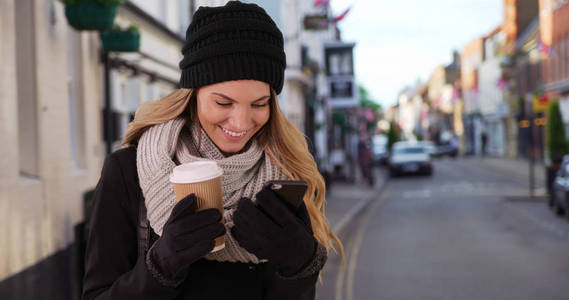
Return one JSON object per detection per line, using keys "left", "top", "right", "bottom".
{"left": 264, "top": 180, "right": 308, "bottom": 209}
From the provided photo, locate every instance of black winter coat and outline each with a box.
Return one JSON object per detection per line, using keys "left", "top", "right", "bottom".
{"left": 82, "top": 147, "right": 318, "bottom": 300}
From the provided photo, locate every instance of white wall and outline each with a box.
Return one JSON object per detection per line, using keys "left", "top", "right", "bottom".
{"left": 462, "top": 49, "right": 483, "bottom": 114}
{"left": 130, "top": 0, "right": 190, "bottom": 36}
{"left": 0, "top": 0, "right": 105, "bottom": 280}
{"left": 478, "top": 57, "right": 503, "bottom": 116}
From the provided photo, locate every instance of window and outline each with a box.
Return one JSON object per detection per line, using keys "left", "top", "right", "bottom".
{"left": 16, "top": 0, "right": 39, "bottom": 178}
{"left": 325, "top": 49, "right": 353, "bottom": 76}
{"left": 146, "top": 79, "right": 159, "bottom": 101}
{"left": 547, "top": 54, "right": 553, "bottom": 84}
{"left": 394, "top": 147, "right": 426, "bottom": 155}
{"left": 66, "top": 27, "right": 86, "bottom": 169}
{"left": 559, "top": 39, "right": 565, "bottom": 80}
{"left": 555, "top": 41, "right": 561, "bottom": 81}
{"left": 565, "top": 35, "right": 569, "bottom": 79}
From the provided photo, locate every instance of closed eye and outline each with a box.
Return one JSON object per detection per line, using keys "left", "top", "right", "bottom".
{"left": 252, "top": 103, "right": 268, "bottom": 108}
{"left": 215, "top": 102, "right": 232, "bottom": 107}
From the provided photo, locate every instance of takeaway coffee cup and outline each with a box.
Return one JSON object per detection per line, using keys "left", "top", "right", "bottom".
{"left": 169, "top": 161, "right": 225, "bottom": 252}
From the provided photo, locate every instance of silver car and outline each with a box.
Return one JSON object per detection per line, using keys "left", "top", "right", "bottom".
{"left": 388, "top": 142, "right": 433, "bottom": 177}
{"left": 419, "top": 141, "right": 436, "bottom": 156}
{"left": 552, "top": 159, "right": 569, "bottom": 217}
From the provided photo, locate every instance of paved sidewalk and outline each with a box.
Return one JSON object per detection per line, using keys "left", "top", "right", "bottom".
{"left": 325, "top": 168, "right": 388, "bottom": 235}
{"left": 468, "top": 156, "right": 545, "bottom": 183}
{"left": 460, "top": 156, "right": 548, "bottom": 195}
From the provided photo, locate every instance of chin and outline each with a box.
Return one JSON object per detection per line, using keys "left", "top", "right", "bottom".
{"left": 216, "top": 140, "right": 248, "bottom": 154}
{"left": 220, "top": 146, "right": 242, "bottom": 154}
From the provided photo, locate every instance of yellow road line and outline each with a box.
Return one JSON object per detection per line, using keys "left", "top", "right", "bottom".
{"left": 335, "top": 187, "right": 390, "bottom": 300}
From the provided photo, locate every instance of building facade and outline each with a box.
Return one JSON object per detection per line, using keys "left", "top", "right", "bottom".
{"left": 479, "top": 26, "right": 508, "bottom": 157}
{"left": 1, "top": 0, "right": 106, "bottom": 297}
{"left": 514, "top": 16, "right": 544, "bottom": 160}
{"left": 2, "top": 0, "right": 195, "bottom": 298}
{"left": 461, "top": 38, "right": 484, "bottom": 155}
{"left": 540, "top": 0, "right": 569, "bottom": 97}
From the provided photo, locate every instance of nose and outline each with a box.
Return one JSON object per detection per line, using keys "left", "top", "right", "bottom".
{"left": 227, "top": 106, "right": 251, "bottom": 131}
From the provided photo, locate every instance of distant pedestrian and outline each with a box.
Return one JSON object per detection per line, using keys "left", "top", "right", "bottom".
{"left": 358, "top": 134, "right": 373, "bottom": 186}
{"left": 450, "top": 136, "right": 458, "bottom": 158}
{"left": 481, "top": 132, "right": 488, "bottom": 157}
{"left": 82, "top": 2, "right": 342, "bottom": 299}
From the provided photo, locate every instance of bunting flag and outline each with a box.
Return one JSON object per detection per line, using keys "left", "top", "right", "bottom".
{"left": 365, "top": 108, "right": 375, "bottom": 122}
{"left": 538, "top": 41, "right": 554, "bottom": 58}
{"left": 314, "top": 0, "right": 330, "bottom": 7}
{"left": 334, "top": 6, "right": 352, "bottom": 22}
{"left": 435, "top": 93, "right": 442, "bottom": 107}
{"left": 497, "top": 78, "right": 508, "bottom": 90}
{"left": 451, "top": 88, "right": 459, "bottom": 103}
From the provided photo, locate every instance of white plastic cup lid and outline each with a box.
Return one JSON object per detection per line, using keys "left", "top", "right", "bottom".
{"left": 169, "top": 161, "right": 223, "bottom": 183}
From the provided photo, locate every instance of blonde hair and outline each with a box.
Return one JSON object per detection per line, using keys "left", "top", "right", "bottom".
{"left": 123, "top": 88, "right": 344, "bottom": 265}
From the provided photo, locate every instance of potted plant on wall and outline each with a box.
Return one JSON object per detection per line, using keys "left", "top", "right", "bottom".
{"left": 100, "top": 25, "right": 140, "bottom": 52}
{"left": 59, "top": 0, "right": 126, "bottom": 31}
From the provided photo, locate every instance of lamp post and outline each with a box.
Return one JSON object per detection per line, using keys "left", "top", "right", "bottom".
{"left": 529, "top": 109, "right": 535, "bottom": 197}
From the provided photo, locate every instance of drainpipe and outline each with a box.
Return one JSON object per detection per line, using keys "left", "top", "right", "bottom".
{"left": 102, "top": 50, "right": 112, "bottom": 155}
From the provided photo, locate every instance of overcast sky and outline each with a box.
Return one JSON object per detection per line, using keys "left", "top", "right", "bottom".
{"left": 329, "top": 0, "right": 503, "bottom": 107}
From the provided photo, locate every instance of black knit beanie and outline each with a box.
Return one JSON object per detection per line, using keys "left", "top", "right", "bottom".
{"left": 179, "top": 1, "right": 286, "bottom": 94}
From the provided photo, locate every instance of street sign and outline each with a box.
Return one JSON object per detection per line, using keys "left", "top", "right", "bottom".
{"left": 532, "top": 95, "right": 549, "bottom": 113}
{"left": 303, "top": 14, "right": 328, "bottom": 30}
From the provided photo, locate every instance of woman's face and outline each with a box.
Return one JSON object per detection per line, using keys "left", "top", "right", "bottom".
{"left": 196, "top": 80, "right": 271, "bottom": 155}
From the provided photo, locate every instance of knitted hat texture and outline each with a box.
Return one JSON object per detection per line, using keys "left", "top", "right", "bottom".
{"left": 179, "top": 1, "right": 286, "bottom": 94}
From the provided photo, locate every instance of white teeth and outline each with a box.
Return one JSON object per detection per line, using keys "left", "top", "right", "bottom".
{"left": 221, "top": 127, "right": 246, "bottom": 137}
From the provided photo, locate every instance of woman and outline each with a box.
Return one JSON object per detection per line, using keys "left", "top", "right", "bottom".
{"left": 82, "top": 1, "right": 343, "bottom": 299}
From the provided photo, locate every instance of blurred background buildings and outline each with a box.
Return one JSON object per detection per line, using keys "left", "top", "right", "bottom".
{"left": 389, "top": 0, "right": 569, "bottom": 166}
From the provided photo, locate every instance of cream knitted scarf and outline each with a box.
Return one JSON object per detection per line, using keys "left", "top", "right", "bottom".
{"left": 137, "top": 117, "right": 286, "bottom": 263}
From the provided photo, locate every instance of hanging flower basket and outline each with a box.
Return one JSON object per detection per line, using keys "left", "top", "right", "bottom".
{"left": 61, "top": 0, "right": 122, "bottom": 31}
{"left": 100, "top": 26, "right": 140, "bottom": 52}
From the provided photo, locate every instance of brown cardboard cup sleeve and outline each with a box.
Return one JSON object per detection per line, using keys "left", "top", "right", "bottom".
{"left": 170, "top": 161, "right": 225, "bottom": 252}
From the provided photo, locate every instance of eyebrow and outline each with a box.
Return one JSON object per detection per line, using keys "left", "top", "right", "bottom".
{"left": 212, "top": 92, "right": 270, "bottom": 103}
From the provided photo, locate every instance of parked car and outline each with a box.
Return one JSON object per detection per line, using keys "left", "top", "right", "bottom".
{"left": 372, "top": 135, "right": 388, "bottom": 165}
{"left": 552, "top": 159, "right": 569, "bottom": 217}
{"left": 419, "top": 141, "right": 436, "bottom": 156}
{"left": 372, "top": 143, "right": 388, "bottom": 165}
{"left": 435, "top": 142, "right": 458, "bottom": 157}
{"left": 388, "top": 142, "right": 433, "bottom": 177}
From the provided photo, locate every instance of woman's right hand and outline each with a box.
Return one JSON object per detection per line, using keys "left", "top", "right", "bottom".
{"left": 147, "top": 194, "right": 226, "bottom": 286}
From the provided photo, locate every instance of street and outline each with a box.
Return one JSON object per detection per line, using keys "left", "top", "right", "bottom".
{"left": 318, "top": 158, "right": 569, "bottom": 300}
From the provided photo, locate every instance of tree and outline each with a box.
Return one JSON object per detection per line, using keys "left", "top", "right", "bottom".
{"left": 359, "top": 86, "right": 381, "bottom": 110}
{"left": 358, "top": 86, "right": 382, "bottom": 134}
{"left": 546, "top": 100, "right": 568, "bottom": 162}
{"left": 387, "top": 121, "right": 399, "bottom": 151}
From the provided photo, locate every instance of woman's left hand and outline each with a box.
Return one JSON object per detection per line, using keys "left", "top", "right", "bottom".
{"left": 231, "top": 188, "right": 317, "bottom": 276}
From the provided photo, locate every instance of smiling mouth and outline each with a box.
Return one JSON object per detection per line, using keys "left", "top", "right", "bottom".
{"left": 220, "top": 126, "right": 248, "bottom": 137}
